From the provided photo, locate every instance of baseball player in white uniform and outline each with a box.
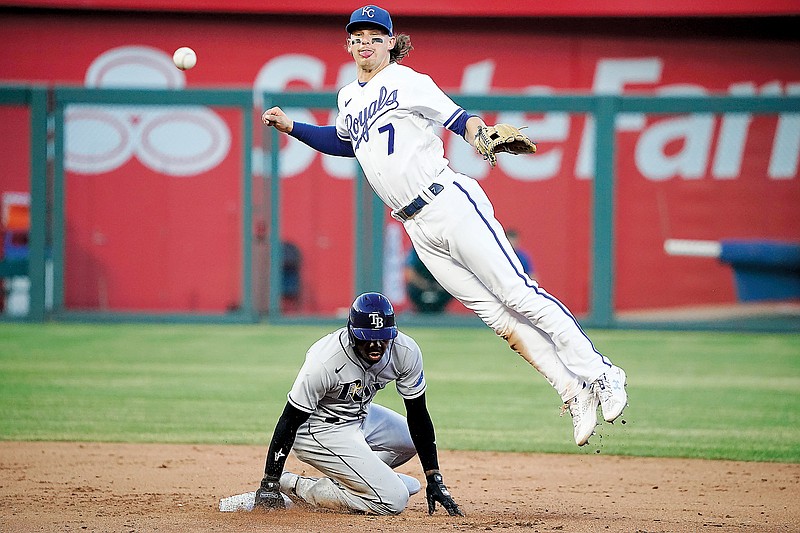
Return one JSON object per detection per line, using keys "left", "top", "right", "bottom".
{"left": 262, "top": 5, "right": 628, "bottom": 447}
{"left": 254, "top": 292, "right": 463, "bottom": 516}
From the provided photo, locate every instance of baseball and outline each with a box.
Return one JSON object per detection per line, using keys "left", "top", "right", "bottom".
{"left": 172, "top": 47, "right": 197, "bottom": 70}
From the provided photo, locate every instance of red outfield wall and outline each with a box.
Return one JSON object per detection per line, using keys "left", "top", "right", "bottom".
{"left": 1, "top": 12, "right": 798, "bottom": 314}
{"left": 2, "top": 0, "right": 798, "bottom": 16}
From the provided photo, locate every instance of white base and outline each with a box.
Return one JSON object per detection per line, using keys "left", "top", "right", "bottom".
{"left": 219, "top": 491, "right": 294, "bottom": 512}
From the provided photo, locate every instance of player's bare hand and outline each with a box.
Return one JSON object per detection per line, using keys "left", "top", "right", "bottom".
{"left": 261, "top": 107, "right": 293, "bottom": 133}
{"left": 426, "top": 472, "right": 465, "bottom": 516}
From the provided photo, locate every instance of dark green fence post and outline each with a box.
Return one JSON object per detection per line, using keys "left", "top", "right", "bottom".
{"left": 26, "top": 86, "right": 48, "bottom": 321}
{"left": 241, "top": 98, "right": 255, "bottom": 321}
{"left": 266, "top": 106, "right": 283, "bottom": 319}
{"left": 51, "top": 91, "right": 65, "bottom": 315}
{"left": 588, "top": 95, "right": 618, "bottom": 328}
{"left": 353, "top": 166, "right": 384, "bottom": 297}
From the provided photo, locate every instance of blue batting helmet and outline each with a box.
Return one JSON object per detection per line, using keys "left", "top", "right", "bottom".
{"left": 347, "top": 292, "right": 398, "bottom": 341}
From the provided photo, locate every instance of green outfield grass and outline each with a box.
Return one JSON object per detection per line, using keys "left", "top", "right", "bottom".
{"left": 1, "top": 323, "right": 798, "bottom": 462}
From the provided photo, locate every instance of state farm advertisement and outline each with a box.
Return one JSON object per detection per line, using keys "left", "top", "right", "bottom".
{"left": 1, "top": 12, "right": 798, "bottom": 315}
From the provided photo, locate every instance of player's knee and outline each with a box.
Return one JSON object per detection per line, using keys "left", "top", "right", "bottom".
{"left": 382, "top": 486, "right": 410, "bottom": 515}
{"left": 375, "top": 478, "right": 410, "bottom": 515}
{"left": 397, "top": 472, "right": 422, "bottom": 495}
{"left": 488, "top": 314, "right": 515, "bottom": 339}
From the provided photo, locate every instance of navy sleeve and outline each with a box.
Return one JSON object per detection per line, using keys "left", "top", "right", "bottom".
{"left": 288, "top": 122, "right": 355, "bottom": 157}
{"left": 447, "top": 112, "right": 479, "bottom": 139}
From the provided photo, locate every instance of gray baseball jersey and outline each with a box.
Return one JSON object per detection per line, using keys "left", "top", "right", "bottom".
{"left": 287, "top": 327, "right": 426, "bottom": 424}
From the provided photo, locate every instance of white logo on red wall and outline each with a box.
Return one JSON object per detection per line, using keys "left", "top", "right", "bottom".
{"left": 66, "top": 46, "right": 231, "bottom": 176}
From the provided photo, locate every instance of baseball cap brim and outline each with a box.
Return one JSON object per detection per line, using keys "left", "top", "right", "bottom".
{"left": 346, "top": 21, "right": 392, "bottom": 35}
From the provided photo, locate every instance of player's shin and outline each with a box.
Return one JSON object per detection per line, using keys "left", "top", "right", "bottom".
{"left": 292, "top": 477, "right": 352, "bottom": 512}
{"left": 503, "top": 320, "right": 583, "bottom": 402}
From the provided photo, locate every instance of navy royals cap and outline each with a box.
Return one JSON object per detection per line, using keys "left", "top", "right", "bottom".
{"left": 346, "top": 5, "right": 393, "bottom": 36}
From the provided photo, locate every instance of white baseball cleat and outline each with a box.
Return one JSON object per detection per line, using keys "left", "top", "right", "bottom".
{"left": 279, "top": 471, "right": 300, "bottom": 495}
{"left": 562, "top": 384, "right": 599, "bottom": 446}
{"left": 592, "top": 366, "right": 628, "bottom": 423}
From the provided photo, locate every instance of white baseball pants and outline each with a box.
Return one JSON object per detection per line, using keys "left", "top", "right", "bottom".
{"left": 403, "top": 170, "right": 613, "bottom": 402}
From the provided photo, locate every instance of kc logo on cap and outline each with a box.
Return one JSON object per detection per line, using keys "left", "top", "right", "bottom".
{"left": 346, "top": 5, "right": 393, "bottom": 35}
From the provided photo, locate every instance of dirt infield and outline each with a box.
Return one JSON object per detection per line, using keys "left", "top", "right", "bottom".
{"left": 1, "top": 442, "right": 798, "bottom": 532}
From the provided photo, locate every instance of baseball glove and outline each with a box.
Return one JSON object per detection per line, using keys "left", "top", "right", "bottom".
{"left": 474, "top": 124, "right": 537, "bottom": 167}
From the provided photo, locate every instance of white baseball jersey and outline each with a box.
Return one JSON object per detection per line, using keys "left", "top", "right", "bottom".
{"left": 287, "top": 327, "right": 426, "bottom": 425}
{"left": 335, "top": 62, "right": 465, "bottom": 211}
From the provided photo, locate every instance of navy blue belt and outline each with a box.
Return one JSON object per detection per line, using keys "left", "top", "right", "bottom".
{"left": 396, "top": 183, "right": 444, "bottom": 221}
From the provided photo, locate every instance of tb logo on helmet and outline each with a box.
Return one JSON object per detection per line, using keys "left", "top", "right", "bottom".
{"left": 369, "top": 313, "right": 384, "bottom": 328}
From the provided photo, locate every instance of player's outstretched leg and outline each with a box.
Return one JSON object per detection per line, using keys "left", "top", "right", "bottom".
{"left": 279, "top": 472, "right": 354, "bottom": 511}
{"left": 591, "top": 365, "right": 628, "bottom": 422}
{"left": 279, "top": 472, "right": 316, "bottom": 505}
{"left": 279, "top": 470, "right": 410, "bottom": 514}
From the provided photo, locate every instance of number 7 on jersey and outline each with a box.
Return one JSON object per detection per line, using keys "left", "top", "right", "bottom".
{"left": 378, "top": 123, "right": 395, "bottom": 155}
